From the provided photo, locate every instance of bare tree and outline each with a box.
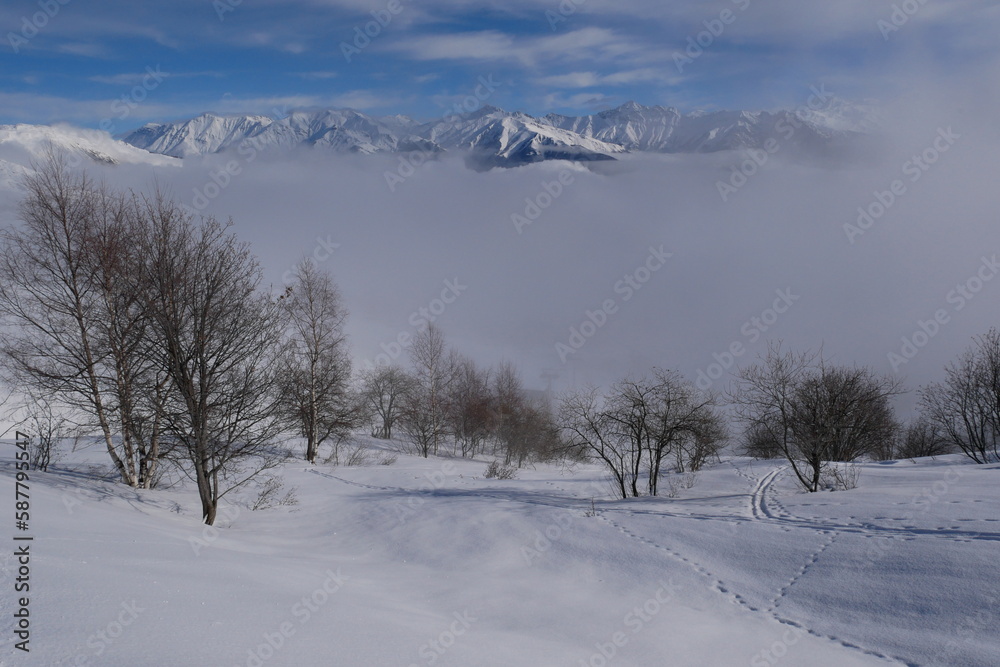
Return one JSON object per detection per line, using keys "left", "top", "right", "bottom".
{"left": 277, "top": 260, "right": 353, "bottom": 464}
{"left": 731, "top": 345, "right": 902, "bottom": 492}
{"left": 400, "top": 324, "right": 458, "bottom": 457}
{"left": 509, "top": 399, "right": 563, "bottom": 466}
{"left": 730, "top": 346, "right": 812, "bottom": 490}
{"left": 559, "top": 386, "right": 634, "bottom": 499}
{"left": 920, "top": 329, "right": 1000, "bottom": 464}
{"left": 17, "top": 393, "right": 72, "bottom": 472}
{"left": 491, "top": 360, "right": 526, "bottom": 464}
{"left": 792, "top": 365, "right": 900, "bottom": 464}
{"left": 484, "top": 361, "right": 561, "bottom": 467}
{"left": 138, "top": 200, "right": 285, "bottom": 524}
{"left": 87, "top": 189, "right": 168, "bottom": 487}
{"left": 358, "top": 364, "right": 413, "bottom": 440}
{"left": 739, "top": 422, "right": 785, "bottom": 459}
{"left": 601, "top": 377, "right": 653, "bottom": 498}
{"left": 558, "top": 370, "right": 724, "bottom": 500}
{"left": 0, "top": 155, "right": 160, "bottom": 487}
{"left": 447, "top": 355, "right": 492, "bottom": 458}
{"left": 600, "top": 370, "right": 725, "bottom": 497}
{"left": 635, "top": 369, "right": 725, "bottom": 490}
{"left": 897, "top": 419, "right": 954, "bottom": 460}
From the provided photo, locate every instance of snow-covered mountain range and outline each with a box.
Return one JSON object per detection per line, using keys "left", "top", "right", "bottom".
{"left": 0, "top": 101, "right": 879, "bottom": 181}
{"left": 122, "top": 101, "right": 879, "bottom": 168}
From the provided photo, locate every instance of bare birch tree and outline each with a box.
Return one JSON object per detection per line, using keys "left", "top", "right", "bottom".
{"left": 0, "top": 155, "right": 160, "bottom": 487}
{"left": 400, "top": 324, "right": 457, "bottom": 457}
{"left": 277, "top": 260, "right": 353, "bottom": 464}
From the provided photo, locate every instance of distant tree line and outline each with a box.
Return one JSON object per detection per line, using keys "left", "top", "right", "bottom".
{"left": 2, "top": 156, "right": 998, "bottom": 520}
{"left": 357, "top": 324, "right": 562, "bottom": 467}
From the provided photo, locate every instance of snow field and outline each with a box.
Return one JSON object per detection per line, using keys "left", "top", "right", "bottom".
{"left": 0, "top": 442, "right": 997, "bottom": 666}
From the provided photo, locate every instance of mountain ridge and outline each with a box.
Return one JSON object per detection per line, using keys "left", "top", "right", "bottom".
{"left": 122, "top": 100, "right": 880, "bottom": 169}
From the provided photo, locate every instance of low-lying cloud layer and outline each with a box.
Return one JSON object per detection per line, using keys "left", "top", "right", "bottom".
{"left": 2, "top": 73, "right": 997, "bottom": 418}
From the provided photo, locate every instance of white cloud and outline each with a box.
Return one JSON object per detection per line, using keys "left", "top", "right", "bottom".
{"left": 388, "top": 31, "right": 517, "bottom": 62}
{"left": 0, "top": 91, "right": 178, "bottom": 125}
{"left": 388, "top": 27, "right": 654, "bottom": 68}
{"left": 296, "top": 71, "right": 340, "bottom": 80}
{"left": 56, "top": 42, "right": 109, "bottom": 58}
{"left": 88, "top": 71, "right": 223, "bottom": 86}
{"left": 536, "top": 72, "right": 601, "bottom": 89}
{"left": 536, "top": 68, "right": 680, "bottom": 89}
{"left": 206, "top": 91, "right": 399, "bottom": 114}
{"left": 540, "top": 91, "right": 616, "bottom": 112}
{"left": 90, "top": 89, "right": 997, "bottom": 404}
{"left": 604, "top": 68, "right": 680, "bottom": 86}
{"left": 327, "top": 90, "right": 398, "bottom": 110}
{"left": 90, "top": 73, "right": 161, "bottom": 86}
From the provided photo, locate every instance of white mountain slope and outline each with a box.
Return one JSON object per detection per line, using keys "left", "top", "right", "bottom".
{"left": 124, "top": 113, "right": 274, "bottom": 158}
{"left": 419, "top": 106, "right": 625, "bottom": 169}
{"left": 250, "top": 109, "right": 439, "bottom": 155}
{"left": 0, "top": 123, "right": 178, "bottom": 188}
{"left": 543, "top": 101, "right": 686, "bottom": 152}
{"left": 127, "top": 109, "right": 439, "bottom": 158}
{"left": 543, "top": 101, "right": 878, "bottom": 154}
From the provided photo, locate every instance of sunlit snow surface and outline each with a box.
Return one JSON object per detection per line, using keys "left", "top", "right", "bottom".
{"left": 1, "top": 440, "right": 996, "bottom": 666}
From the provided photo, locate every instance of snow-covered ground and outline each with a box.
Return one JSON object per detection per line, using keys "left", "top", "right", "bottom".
{"left": 0, "top": 440, "right": 997, "bottom": 666}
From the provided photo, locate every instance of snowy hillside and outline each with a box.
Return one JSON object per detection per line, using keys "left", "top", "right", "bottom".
{"left": 2, "top": 441, "right": 996, "bottom": 666}
{"left": 0, "top": 124, "right": 178, "bottom": 189}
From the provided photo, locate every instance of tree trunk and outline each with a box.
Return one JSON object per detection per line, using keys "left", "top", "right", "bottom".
{"left": 307, "top": 358, "right": 318, "bottom": 463}
{"left": 194, "top": 454, "right": 217, "bottom": 525}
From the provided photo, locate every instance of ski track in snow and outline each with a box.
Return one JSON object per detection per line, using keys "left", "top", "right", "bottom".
{"left": 747, "top": 465, "right": 998, "bottom": 544}
{"left": 591, "top": 471, "right": 909, "bottom": 666}
{"left": 315, "top": 464, "right": 914, "bottom": 665}
{"left": 8, "top": 449, "right": 989, "bottom": 666}
{"left": 595, "top": 512, "right": 906, "bottom": 665}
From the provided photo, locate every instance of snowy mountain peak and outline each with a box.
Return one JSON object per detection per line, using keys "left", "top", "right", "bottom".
{"left": 611, "top": 100, "right": 651, "bottom": 113}
{"left": 126, "top": 113, "right": 274, "bottom": 158}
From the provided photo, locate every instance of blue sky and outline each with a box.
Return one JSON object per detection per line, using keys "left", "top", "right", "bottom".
{"left": 0, "top": 0, "right": 996, "bottom": 131}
